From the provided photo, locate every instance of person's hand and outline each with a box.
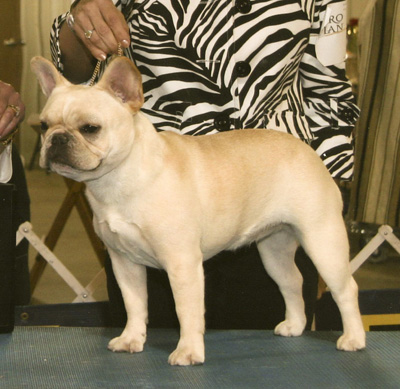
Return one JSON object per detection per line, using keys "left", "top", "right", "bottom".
{"left": 0, "top": 81, "right": 25, "bottom": 139}
{"left": 68, "top": 0, "right": 130, "bottom": 61}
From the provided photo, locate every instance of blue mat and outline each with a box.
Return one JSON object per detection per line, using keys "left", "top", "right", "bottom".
{"left": 1, "top": 328, "right": 399, "bottom": 388}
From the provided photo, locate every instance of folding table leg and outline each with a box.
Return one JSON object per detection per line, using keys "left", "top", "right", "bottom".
{"left": 19, "top": 222, "right": 98, "bottom": 303}
{"left": 350, "top": 225, "right": 400, "bottom": 273}
{"left": 29, "top": 181, "right": 84, "bottom": 291}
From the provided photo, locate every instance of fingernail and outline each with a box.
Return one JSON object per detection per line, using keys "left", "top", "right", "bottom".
{"left": 99, "top": 53, "right": 107, "bottom": 61}
{"left": 122, "top": 39, "right": 129, "bottom": 48}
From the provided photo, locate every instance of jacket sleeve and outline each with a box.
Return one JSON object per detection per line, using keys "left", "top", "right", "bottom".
{"left": 50, "top": 12, "right": 68, "bottom": 74}
{"left": 300, "top": 0, "right": 359, "bottom": 179}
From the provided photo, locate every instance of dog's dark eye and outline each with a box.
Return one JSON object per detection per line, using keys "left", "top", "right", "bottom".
{"left": 40, "top": 121, "right": 49, "bottom": 133}
{"left": 80, "top": 124, "right": 100, "bottom": 134}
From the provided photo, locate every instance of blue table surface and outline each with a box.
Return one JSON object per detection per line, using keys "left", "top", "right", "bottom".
{"left": 1, "top": 327, "right": 399, "bottom": 388}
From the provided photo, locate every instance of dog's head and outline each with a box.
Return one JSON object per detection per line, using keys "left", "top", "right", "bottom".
{"left": 31, "top": 56, "right": 144, "bottom": 182}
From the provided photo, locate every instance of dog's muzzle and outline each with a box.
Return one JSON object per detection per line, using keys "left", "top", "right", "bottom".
{"left": 45, "top": 132, "right": 75, "bottom": 168}
{"left": 43, "top": 131, "right": 102, "bottom": 174}
{"left": 51, "top": 133, "right": 71, "bottom": 146}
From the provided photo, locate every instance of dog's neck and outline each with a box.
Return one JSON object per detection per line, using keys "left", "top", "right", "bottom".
{"left": 84, "top": 111, "right": 164, "bottom": 205}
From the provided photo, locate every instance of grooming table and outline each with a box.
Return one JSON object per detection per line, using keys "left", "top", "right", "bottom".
{"left": 1, "top": 328, "right": 399, "bottom": 388}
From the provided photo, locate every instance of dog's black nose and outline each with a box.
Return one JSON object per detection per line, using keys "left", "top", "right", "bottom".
{"left": 51, "top": 133, "right": 70, "bottom": 146}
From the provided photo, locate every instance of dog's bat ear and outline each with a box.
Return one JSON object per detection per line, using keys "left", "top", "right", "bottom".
{"left": 30, "top": 56, "right": 70, "bottom": 97}
{"left": 97, "top": 57, "right": 144, "bottom": 113}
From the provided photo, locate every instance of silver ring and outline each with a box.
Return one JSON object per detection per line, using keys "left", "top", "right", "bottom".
{"left": 66, "top": 12, "right": 75, "bottom": 31}
{"left": 84, "top": 29, "right": 95, "bottom": 39}
{"left": 7, "top": 104, "right": 20, "bottom": 118}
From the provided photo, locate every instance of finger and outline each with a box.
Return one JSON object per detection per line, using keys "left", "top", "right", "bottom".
{"left": 74, "top": 2, "right": 123, "bottom": 56}
{"left": 75, "top": 28, "right": 108, "bottom": 61}
{"left": 0, "top": 102, "right": 7, "bottom": 119}
{"left": 100, "top": 7, "right": 130, "bottom": 48}
{"left": 74, "top": 1, "right": 129, "bottom": 53}
{"left": 15, "top": 102, "right": 25, "bottom": 123}
{"left": 87, "top": 15, "right": 120, "bottom": 53}
{"left": 88, "top": 0, "right": 130, "bottom": 46}
{"left": 1, "top": 117, "right": 21, "bottom": 139}
{"left": 73, "top": 12, "right": 109, "bottom": 60}
{"left": 0, "top": 108, "right": 18, "bottom": 138}
{"left": 87, "top": 5, "right": 129, "bottom": 54}
{"left": 8, "top": 91, "right": 25, "bottom": 113}
{"left": 0, "top": 82, "right": 13, "bottom": 116}
{"left": 0, "top": 95, "right": 25, "bottom": 135}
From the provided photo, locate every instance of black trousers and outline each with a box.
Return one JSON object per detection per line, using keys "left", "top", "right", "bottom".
{"left": 105, "top": 243, "right": 318, "bottom": 330}
{"left": 8, "top": 146, "right": 31, "bottom": 305}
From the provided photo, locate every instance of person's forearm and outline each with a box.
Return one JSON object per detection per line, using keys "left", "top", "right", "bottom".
{"left": 59, "top": 23, "right": 98, "bottom": 84}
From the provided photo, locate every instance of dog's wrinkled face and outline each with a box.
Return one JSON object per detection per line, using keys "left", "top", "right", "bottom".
{"left": 39, "top": 87, "right": 110, "bottom": 179}
{"left": 31, "top": 56, "right": 144, "bottom": 181}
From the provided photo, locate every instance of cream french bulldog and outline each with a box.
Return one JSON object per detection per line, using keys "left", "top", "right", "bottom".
{"left": 31, "top": 56, "right": 366, "bottom": 365}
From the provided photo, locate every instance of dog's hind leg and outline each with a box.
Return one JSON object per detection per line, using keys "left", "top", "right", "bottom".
{"left": 299, "top": 219, "right": 366, "bottom": 351}
{"left": 256, "top": 228, "right": 307, "bottom": 337}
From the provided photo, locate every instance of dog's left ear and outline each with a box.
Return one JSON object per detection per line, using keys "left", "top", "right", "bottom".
{"left": 97, "top": 57, "right": 144, "bottom": 113}
{"left": 31, "top": 56, "right": 70, "bottom": 97}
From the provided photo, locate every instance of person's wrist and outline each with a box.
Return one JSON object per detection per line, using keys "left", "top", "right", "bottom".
{"left": 66, "top": 0, "right": 83, "bottom": 31}
{"left": 66, "top": 12, "right": 75, "bottom": 32}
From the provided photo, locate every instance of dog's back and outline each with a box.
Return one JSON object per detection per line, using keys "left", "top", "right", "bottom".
{"left": 153, "top": 128, "right": 342, "bottom": 258}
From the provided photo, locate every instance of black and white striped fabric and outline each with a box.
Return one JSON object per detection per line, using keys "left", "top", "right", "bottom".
{"left": 51, "top": 0, "right": 358, "bottom": 179}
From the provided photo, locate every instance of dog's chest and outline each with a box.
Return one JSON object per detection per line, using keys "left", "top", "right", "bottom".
{"left": 93, "top": 214, "right": 161, "bottom": 269}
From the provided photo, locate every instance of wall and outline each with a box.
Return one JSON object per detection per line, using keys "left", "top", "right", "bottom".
{"left": 19, "top": 0, "right": 70, "bottom": 160}
{"left": 348, "top": 0, "right": 374, "bottom": 19}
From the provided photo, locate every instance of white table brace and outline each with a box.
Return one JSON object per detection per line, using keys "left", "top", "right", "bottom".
{"left": 17, "top": 221, "right": 106, "bottom": 303}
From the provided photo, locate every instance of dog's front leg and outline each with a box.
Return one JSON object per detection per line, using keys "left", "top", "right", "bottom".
{"left": 107, "top": 250, "right": 148, "bottom": 354}
{"left": 166, "top": 257, "right": 205, "bottom": 366}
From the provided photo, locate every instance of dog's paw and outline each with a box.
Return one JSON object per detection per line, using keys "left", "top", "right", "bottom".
{"left": 274, "top": 319, "right": 305, "bottom": 337}
{"left": 168, "top": 346, "right": 205, "bottom": 366}
{"left": 108, "top": 335, "right": 145, "bottom": 354}
{"left": 336, "top": 333, "right": 366, "bottom": 351}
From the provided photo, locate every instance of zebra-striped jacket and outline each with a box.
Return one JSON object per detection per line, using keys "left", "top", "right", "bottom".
{"left": 51, "top": 0, "right": 358, "bottom": 179}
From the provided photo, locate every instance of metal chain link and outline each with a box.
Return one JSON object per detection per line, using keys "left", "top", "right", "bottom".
{"left": 89, "top": 43, "right": 124, "bottom": 86}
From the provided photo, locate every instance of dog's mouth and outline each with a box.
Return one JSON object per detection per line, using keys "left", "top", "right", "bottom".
{"left": 46, "top": 150, "right": 74, "bottom": 170}
{"left": 45, "top": 148, "right": 102, "bottom": 176}
{"left": 44, "top": 135, "right": 102, "bottom": 174}
{"left": 46, "top": 157, "right": 102, "bottom": 173}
